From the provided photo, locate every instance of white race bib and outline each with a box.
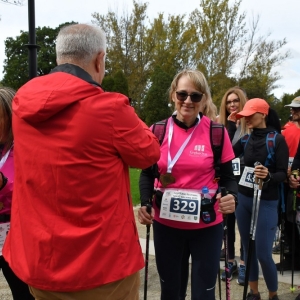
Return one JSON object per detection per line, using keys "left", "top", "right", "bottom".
{"left": 239, "top": 166, "right": 255, "bottom": 188}
{"left": 232, "top": 158, "right": 240, "bottom": 176}
{"left": 159, "top": 189, "right": 201, "bottom": 223}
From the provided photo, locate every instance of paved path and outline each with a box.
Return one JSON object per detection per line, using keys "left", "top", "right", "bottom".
{"left": 134, "top": 206, "right": 300, "bottom": 300}
{"left": 0, "top": 207, "right": 299, "bottom": 299}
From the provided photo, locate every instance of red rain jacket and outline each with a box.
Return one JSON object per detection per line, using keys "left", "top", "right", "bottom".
{"left": 3, "top": 68, "right": 160, "bottom": 291}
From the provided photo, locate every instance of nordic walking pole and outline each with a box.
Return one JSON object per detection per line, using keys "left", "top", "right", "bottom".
{"left": 243, "top": 162, "right": 263, "bottom": 300}
{"left": 218, "top": 265, "right": 222, "bottom": 300}
{"left": 279, "top": 189, "right": 286, "bottom": 276}
{"left": 220, "top": 186, "right": 230, "bottom": 300}
{"left": 290, "top": 169, "right": 299, "bottom": 293}
{"left": 144, "top": 203, "right": 152, "bottom": 300}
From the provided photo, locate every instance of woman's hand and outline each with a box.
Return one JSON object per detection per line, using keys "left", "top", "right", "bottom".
{"left": 289, "top": 174, "right": 300, "bottom": 189}
{"left": 217, "top": 192, "right": 235, "bottom": 214}
{"left": 254, "top": 164, "right": 269, "bottom": 180}
{"left": 227, "top": 111, "right": 239, "bottom": 125}
{"left": 138, "top": 206, "right": 154, "bottom": 225}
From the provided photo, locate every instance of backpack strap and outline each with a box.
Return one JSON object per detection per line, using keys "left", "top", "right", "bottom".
{"left": 265, "top": 131, "right": 277, "bottom": 167}
{"left": 210, "top": 121, "right": 224, "bottom": 183}
{"left": 152, "top": 119, "right": 225, "bottom": 183}
{"left": 151, "top": 119, "right": 167, "bottom": 179}
{"left": 152, "top": 119, "right": 167, "bottom": 145}
{"left": 240, "top": 133, "right": 250, "bottom": 152}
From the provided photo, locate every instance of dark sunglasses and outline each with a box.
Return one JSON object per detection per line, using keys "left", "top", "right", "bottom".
{"left": 176, "top": 91, "right": 204, "bottom": 103}
{"left": 290, "top": 107, "right": 300, "bottom": 111}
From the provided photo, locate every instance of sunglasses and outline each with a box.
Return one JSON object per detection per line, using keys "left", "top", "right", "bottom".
{"left": 290, "top": 107, "right": 300, "bottom": 112}
{"left": 226, "top": 98, "right": 240, "bottom": 105}
{"left": 175, "top": 91, "right": 204, "bottom": 103}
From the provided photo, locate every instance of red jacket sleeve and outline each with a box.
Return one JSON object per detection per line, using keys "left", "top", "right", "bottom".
{"left": 112, "top": 95, "right": 160, "bottom": 169}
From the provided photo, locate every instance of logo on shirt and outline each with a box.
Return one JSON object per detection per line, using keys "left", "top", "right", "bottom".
{"left": 194, "top": 145, "right": 205, "bottom": 151}
{"left": 189, "top": 145, "right": 207, "bottom": 157}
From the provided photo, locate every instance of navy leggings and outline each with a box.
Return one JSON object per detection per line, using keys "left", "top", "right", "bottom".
{"left": 235, "top": 193, "right": 278, "bottom": 292}
{"left": 153, "top": 221, "right": 223, "bottom": 300}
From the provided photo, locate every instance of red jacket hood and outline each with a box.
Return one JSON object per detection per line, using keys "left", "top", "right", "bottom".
{"left": 13, "top": 72, "right": 101, "bottom": 123}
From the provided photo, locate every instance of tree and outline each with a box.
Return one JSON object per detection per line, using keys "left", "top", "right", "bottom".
{"left": 145, "top": 13, "right": 192, "bottom": 76}
{"left": 237, "top": 17, "right": 290, "bottom": 100}
{"left": 102, "top": 70, "right": 129, "bottom": 96}
{"left": 185, "top": 0, "right": 289, "bottom": 106}
{"left": 92, "top": 1, "right": 150, "bottom": 115}
{"left": 1, "top": 22, "right": 76, "bottom": 90}
{"left": 143, "top": 66, "right": 172, "bottom": 125}
{"left": 273, "top": 89, "right": 300, "bottom": 126}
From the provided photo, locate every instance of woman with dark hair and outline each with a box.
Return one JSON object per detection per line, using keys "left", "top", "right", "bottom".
{"left": 266, "top": 108, "right": 282, "bottom": 133}
{"left": 0, "top": 87, "right": 34, "bottom": 299}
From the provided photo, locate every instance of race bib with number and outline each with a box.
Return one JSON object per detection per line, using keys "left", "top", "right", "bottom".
{"left": 159, "top": 189, "right": 201, "bottom": 223}
{"left": 232, "top": 158, "right": 240, "bottom": 176}
{"left": 239, "top": 166, "right": 255, "bottom": 188}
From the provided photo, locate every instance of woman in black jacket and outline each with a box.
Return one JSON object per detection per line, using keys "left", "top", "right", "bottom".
{"left": 233, "top": 98, "right": 289, "bottom": 300}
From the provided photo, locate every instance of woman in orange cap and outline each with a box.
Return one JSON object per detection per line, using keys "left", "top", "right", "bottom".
{"left": 233, "top": 98, "right": 288, "bottom": 300}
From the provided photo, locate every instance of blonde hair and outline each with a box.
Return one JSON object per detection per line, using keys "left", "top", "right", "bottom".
{"left": 168, "top": 69, "right": 216, "bottom": 121}
{"left": 219, "top": 87, "right": 249, "bottom": 136}
{"left": 203, "top": 100, "right": 217, "bottom": 121}
{"left": 0, "top": 87, "right": 14, "bottom": 154}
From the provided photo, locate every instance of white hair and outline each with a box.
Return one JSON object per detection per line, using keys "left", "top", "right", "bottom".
{"left": 56, "top": 24, "right": 106, "bottom": 65}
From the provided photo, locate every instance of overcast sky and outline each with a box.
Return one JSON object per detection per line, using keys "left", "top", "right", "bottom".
{"left": 0, "top": 0, "right": 299, "bottom": 99}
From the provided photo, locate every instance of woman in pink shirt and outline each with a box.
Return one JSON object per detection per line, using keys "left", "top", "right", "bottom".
{"left": 139, "top": 69, "right": 238, "bottom": 299}
{"left": 0, "top": 87, "right": 34, "bottom": 300}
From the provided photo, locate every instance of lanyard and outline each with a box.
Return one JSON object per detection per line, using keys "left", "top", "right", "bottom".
{"left": 167, "top": 118, "right": 199, "bottom": 173}
{"left": 0, "top": 147, "right": 12, "bottom": 170}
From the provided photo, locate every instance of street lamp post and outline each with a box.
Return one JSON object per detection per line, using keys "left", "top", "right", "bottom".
{"left": 26, "top": 0, "right": 38, "bottom": 79}
{"left": 1, "top": 0, "right": 38, "bottom": 80}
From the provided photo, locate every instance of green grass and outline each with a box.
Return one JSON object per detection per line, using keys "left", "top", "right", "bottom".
{"left": 129, "top": 168, "right": 141, "bottom": 206}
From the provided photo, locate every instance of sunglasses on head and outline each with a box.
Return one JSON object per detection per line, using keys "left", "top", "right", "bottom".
{"left": 175, "top": 91, "right": 204, "bottom": 103}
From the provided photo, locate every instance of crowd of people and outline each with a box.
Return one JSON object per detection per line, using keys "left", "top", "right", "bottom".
{"left": 0, "top": 22, "right": 299, "bottom": 300}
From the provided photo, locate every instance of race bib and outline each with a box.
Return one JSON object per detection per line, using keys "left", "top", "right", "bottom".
{"left": 159, "top": 189, "right": 201, "bottom": 223}
{"left": 232, "top": 158, "right": 240, "bottom": 176}
{"left": 0, "top": 222, "right": 10, "bottom": 255}
{"left": 239, "top": 166, "right": 255, "bottom": 188}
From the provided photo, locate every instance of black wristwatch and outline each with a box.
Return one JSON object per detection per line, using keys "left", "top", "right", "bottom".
{"left": 263, "top": 172, "right": 272, "bottom": 183}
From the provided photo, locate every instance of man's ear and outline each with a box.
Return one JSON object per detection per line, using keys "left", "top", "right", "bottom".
{"left": 95, "top": 51, "right": 105, "bottom": 73}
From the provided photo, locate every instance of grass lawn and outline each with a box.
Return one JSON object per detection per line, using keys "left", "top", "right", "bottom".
{"left": 129, "top": 168, "right": 141, "bottom": 206}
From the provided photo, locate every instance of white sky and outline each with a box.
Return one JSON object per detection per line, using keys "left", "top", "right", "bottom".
{"left": 0, "top": 0, "right": 299, "bottom": 99}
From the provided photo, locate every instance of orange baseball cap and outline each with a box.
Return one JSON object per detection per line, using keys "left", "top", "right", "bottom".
{"left": 236, "top": 98, "right": 270, "bottom": 119}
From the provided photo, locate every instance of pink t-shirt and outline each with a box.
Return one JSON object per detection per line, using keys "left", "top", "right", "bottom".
{"left": 154, "top": 116, "right": 234, "bottom": 229}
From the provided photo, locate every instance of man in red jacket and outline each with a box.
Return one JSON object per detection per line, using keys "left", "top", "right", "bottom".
{"left": 3, "top": 23, "right": 160, "bottom": 300}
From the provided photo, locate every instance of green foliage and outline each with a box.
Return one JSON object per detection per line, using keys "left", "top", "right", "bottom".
{"left": 102, "top": 70, "right": 129, "bottom": 96}
{"left": 92, "top": 1, "right": 150, "bottom": 116}
{"left": 143, "top": 66, "right": 173, "bottom": 125}
{"left": 272, "top": 89, "right": 300, "bottom": 126}
{"left": 91, "top": 0, "right": 292, "bottom": 118}
{"left": 102, "top": 76, "right": 115, "bottom": 91}
{"left": 1, "top": 0, "right": 297, "bottom": 120}
{"left": 2, "top": 22, "right": 77, "bottom": 90}
{"left": 129, "top": 168, "right": 141, "bottom": 206}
